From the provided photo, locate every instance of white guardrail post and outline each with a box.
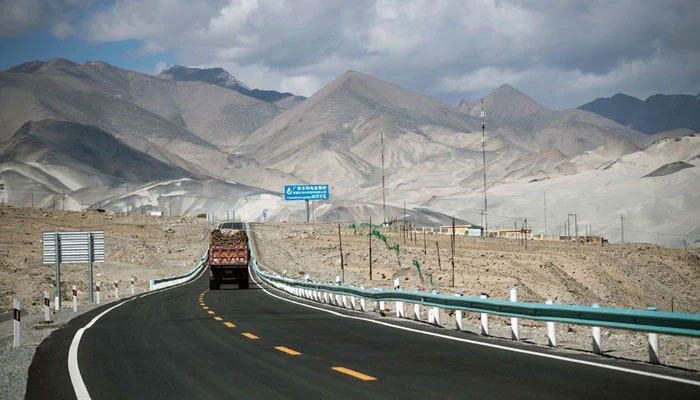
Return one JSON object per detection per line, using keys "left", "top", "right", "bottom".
{"left": 44, "top": 291, "right": 51, "bottom": 322}
{"left": 13, "top": 299, "right": 20, "bottom": 348}
{"left": 546, "top": 299, "right": 557, "bottom": 347}
{"left": 429, "top": 290, "right": 440, "bottom": 326}
{"left": 114, "top": 280, "right": 119, "bottom": 299}
{"left": 414, "top": 303, "right": 421, "bottom": 321}
{"left": 360, "top": 289, "right": 366, "bottom": 312}
{"left": 480, "top": 293, "right": 489, "bottom": 335}
{"left": 455, "top": 293, "right": 463, "bottom": 331}
{"left": 592, "top": 303, "right": 602, "bottom": 354}
{"left": 510, "top": 287, "right": 519, "bottom": 340}
{"left": 647, "top": 306, "right": 660, "bottom": 364}
{"left": 96, "top": 282, "right": 101, "bottom": 304}
{"left": 131, "top": 278, "right": 135, "bottom": 295}
{"left": 72, "top": 285, "right": 78, "bottom": 312}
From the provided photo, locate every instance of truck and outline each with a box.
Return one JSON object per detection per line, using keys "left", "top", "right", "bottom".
{"left": 208, "top": 222, "right": 249, "bottom": 290}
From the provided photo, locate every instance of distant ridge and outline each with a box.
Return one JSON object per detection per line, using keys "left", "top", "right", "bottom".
{"left": 579, "top": 93, "right": 700, "bottom": 134}
{"left": 158, "top": 65, "right": 306, "bottom": 107}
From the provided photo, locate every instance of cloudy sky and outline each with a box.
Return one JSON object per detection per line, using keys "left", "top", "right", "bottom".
{"left": 1, "top": 0, "right": 699, "bottom": 109}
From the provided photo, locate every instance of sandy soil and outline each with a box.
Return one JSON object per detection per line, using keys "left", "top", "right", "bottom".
{"left": 0, "top": 206, "right": 209, "bottom": 316}
{"left": 250, "top": 222, "right": 700, "bottom": 371}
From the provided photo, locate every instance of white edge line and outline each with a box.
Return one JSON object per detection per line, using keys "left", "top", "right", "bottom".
{"left": 249, "top": 265, "right": 700, "bottom": 388}
{"left": 68, "top": 264, "right": 209, "bottom": 399}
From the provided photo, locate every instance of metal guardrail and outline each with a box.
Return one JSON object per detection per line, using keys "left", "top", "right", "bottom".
{"left": 149, "top": 250, "right": 209, "bottom": 290}
{"left": 246, "top": 224, "right": 700, "bottom": 338}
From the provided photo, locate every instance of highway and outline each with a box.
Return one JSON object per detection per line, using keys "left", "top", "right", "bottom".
{"left": 26, "top": 266, "right": 700, "bottom": 399}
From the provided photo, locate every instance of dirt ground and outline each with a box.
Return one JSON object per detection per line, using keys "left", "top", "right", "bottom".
{"left": 0, "top": 206, "right": 209, "bottom": 316}
{"left": 250, "top": 222, "right": 700, "bottom": 371}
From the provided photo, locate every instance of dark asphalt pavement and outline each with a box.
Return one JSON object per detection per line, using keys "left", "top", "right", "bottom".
{"left": 26, "top": 267, "right": 700, "bottom": 399}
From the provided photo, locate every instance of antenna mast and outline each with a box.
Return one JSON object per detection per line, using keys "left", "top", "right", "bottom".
{"left": 381, "top": 116, "right": 386, "bottom": 226}
{"left": 481, "top": 99, "right": 488, "bottom": 236}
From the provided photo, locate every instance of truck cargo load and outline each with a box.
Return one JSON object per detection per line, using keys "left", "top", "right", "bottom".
{"left": 208, "top": 223, "right": 249, "bottom": 290}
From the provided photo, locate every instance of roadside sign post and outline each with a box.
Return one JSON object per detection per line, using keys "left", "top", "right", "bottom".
{"left": 283, "top": 184, "right": 329, "bottom": 223}
{"left": 87, "top": 232, "right": 93, "bottom": 304}
{"left": 54, "top": 232, "right": 60, "bottom": 310}
{"left": 43, "top": 231, "right": 105, "bottom": 307}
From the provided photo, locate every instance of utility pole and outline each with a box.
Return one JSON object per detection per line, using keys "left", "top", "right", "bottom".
{"left": 369, "top": 216, "right": 372, "bottom": 280}
{"left": 451, "top": 216, "right": 456, "bottom": 287}
{"left": 480, "top": 99, "right": 488, "bottom": 237}
{"left": 380, "top": 116, "right": 386, "bottom": 226}
{"left": 403, "top": 200, "right": 406, "bottom": 246}
{"left": 543, "top": 192, "right": 547, "bottom": 236}
{"left": 620, "top": 215, "right": 625, "bottom": 245}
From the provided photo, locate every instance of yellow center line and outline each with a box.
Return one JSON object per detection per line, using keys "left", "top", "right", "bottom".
{"left": 274, "top": 346, "right": 302, "bottom": 356}
{"left": 214, "top": 316, "right": 223, "bottom": 321}
{"left": 331, "top": 367, "right": 377, "bottom": 381}
{"left": 207, "top": 311, "right": 215, "bottom": 315}
{"left": 242, "top": 332, "right": 259, "bottom": 340}
{"left": 223, "top": 322, "right": 236, "bottom": 328}
{"left": 202, "top": 306, "right": 209, "bottom": 309}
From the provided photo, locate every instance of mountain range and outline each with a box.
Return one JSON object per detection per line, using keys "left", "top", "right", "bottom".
{"left": 579, "top": 93, "right": 700, "bottom": 134}
{"left": 0, "top": 58, "right": 698, "bottom": 246}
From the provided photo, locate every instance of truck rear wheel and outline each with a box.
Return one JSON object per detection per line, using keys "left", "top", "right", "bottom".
{"left": 209, "top": 279, "right": 218, "bottom": 290}
{"left": 240, "top": 277, "right": 249, "bottom": 290}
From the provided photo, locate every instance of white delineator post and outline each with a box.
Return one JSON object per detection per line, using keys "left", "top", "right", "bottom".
{"left": 546, "top": 298, "right": 556, "bottom": 347}
{"left": 455, "top": 293, "right": 464, "bottom": 331}
{"left": 96, "top": 282, "right": 101, "bottom": 304}
{"left": 131, "top": 278, "right": 135, "bottom": 295}
{"left": 510, "top": 287, "right": 519, "bottom": 340}
{"left": 393, "top": 278, "right": 403, "bottom": 317}
{"left": 647, "top": 307, "right": 660, "bottom": 364}
{"left": 592, "top": 303, "right": 602, "bottom": 354}
{"left": 480, "top": 293, "right": 489, "bottom": 335}
{"left": 114, "top": 280, "right": 119, "bottom": 299}
{"left": 396, "top": 301, "right": 404, "bottom": 318}
{"left": 379, "top": 301, "right": 386, "bottom": 312}
{"left": 13, "top": 299, "right": 20, "bottom": 348}
{"left": 414, "top": 303, "right": 421, "bottom": 321}
{"left": 44, "top": 291, "right": 51, "bottom": 322}
{"left": 72, "top": 285, "right": 78, "bottom": 312}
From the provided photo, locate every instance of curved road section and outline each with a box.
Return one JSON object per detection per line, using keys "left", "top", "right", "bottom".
{"left": 26, "top": 266, "right": 700, "bottom": 399}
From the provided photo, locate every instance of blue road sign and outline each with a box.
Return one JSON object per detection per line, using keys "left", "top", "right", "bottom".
{"left": 284, "top": 184, "right": 329, "bottom": 201}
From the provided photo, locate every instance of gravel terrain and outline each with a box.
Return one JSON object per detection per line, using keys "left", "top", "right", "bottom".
{"left": 0, "top": 205, "right": 209, "bottom": 399}
{"left": 250, "top": 222, "right": 700, "bottom": 371}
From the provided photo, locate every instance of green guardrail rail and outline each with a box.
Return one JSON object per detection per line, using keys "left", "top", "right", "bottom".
{"left": 150, "top": 250, "right": 209, "bottom": 288}
{"left": 246, "top": 223, "right": 700, "bottom": 338}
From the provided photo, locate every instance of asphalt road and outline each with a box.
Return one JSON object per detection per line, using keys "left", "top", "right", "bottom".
{"left": 26, "top": 267, "right": 700, "bottom": 399}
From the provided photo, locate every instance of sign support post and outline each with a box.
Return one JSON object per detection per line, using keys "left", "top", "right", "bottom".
{"left": 305, "top": 200, "right": 310, "bottom": 223}
{"left": 54, "top": 232, "right": 61, "bottom": 310}
{"left": 87, "top": 232, "right": 93, "bottom": 304}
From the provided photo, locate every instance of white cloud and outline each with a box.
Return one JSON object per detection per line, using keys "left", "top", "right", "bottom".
{"left": 154, "top": 61, "right": 168, "bottom": 75}
{"left": 280, "top": 75, "right": 321, "bottom": 97}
